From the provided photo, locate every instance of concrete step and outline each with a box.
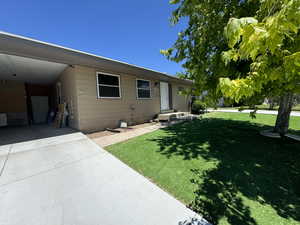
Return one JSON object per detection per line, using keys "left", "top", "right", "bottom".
{"left": 160, "top": 109, "right": 175, "bottom": 114}
{"left": 158, "top": 112, "right": 189, "bottom": 121}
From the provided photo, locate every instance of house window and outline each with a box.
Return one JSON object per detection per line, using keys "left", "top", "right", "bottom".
{"left": 136, "top": 79, "right": 151, "bottom": 99}
{"left": 96, "top": 73, "right": 121, "bottom": 98}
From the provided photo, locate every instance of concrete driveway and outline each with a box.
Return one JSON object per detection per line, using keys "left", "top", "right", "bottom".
{"left": 0, "top": 128, "right": 209, "bottom": 225}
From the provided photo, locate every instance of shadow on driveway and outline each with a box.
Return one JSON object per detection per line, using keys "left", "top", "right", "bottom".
{"left": 0, "top": 124, "right": 76, "bottom": 146}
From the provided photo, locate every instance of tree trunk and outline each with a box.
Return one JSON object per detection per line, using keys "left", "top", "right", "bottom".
{"left": 273, "top": 93, "right": 294, "bottom": 136}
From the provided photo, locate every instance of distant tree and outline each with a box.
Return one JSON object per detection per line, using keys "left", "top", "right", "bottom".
{"left": 267, "top": 97, "right": 280, "bottom": 110}
{"left": 220, "top": 0, "right": 300, "bottom": 135}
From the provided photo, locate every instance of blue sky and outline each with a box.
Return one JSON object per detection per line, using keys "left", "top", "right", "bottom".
{"left": 0, "top": 0, "right": 186, "bottom": 75}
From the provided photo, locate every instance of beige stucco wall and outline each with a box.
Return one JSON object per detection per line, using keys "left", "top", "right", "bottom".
{"left": 57, "top": 65, "right": 191, "bottom": 132}
{"left": 57, "top": 66, "right": 80, "bottom": 130}
{"left": 172, "top": 83, "right": 190, "bottom": 112}
{"left": 0, "top": 80, "right": 28, "bottom": 125}
{"left": 0, "top": 80, "right": 27, "bottom": 113}
{"left": 75, "top": 65, "right": 162, "bottom": 132}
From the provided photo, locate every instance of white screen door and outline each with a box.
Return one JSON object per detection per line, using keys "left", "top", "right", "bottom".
{"left": 160, "top": 82, "right": 169, "bottom": 111}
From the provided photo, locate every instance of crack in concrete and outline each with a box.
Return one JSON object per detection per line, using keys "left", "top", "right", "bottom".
{"left": 0, "top": 145, "right": 12, "bottom": 177}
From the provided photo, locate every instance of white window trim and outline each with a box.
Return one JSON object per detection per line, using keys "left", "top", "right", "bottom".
{"left": 136, "top": 79, "right": 151, "bottom": 100}
{"left": 96, "top": 72, "right": 121, "bottom": 99}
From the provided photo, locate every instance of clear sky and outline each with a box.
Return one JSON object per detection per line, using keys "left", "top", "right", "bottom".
{"left": 0, "top": 0, "right": 186, "bottom": 75}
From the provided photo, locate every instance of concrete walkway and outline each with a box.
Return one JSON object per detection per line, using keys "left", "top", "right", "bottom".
{"left": 92, "top": 123, "right": 166, "bottom": 147}
{"left": 0, "top": 130, "right": 210, "bottom": 225}
{"left": 208, "top": 109, "right": 300, "bottom": 117}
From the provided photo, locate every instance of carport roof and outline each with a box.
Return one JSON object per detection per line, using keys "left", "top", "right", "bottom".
{"left": 0, "top": 31, "right": 192, "bottom": 85}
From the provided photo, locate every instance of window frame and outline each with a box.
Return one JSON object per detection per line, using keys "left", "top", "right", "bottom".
{"left": 136, "top": 79, "right": 151, "bottom": 100}
{"left": 96, "top": 72, "right": 121, "bottom": 99}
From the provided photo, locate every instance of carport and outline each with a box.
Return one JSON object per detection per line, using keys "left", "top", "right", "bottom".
{"left": 0, "top": 53, "right": 68, "bottom": 129}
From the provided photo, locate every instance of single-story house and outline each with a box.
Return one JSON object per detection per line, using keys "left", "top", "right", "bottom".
{"left": 0, "top": 31, "right": 193, "bottom": 133}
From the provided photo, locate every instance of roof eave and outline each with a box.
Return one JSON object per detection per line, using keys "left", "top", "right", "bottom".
{"left": 0, "top": 31, "right": 193, "bottom": 85}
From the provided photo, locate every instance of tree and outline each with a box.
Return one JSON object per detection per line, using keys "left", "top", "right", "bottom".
{"left": 266, "top": 97, "right": 280, "bottom": 110}
{"left": 220, "top": 0, "right": 300, "bottom": 135}
{"left": 161, "top": 0, "right": 260, "bottom": 104}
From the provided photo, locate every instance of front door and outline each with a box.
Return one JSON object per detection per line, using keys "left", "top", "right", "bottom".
{"left": 31, "top": 96, "right": 49, "bottom": 124}
{"left": 160, "top": 82, "right": 169, "bottom": 111}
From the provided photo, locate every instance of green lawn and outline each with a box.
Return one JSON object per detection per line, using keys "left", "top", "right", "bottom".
{"left": 256, "top": 104, "right": 300, "bottom": 111}
{"left": 219, "top": 104, "right": 300, "bottom": 111}
{"left": 106, "top": 112, "right": 300, "bottom": 225}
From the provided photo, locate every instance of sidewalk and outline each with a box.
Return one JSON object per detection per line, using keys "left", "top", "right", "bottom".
{"left": 89, "top": 119, "right": 193, "bottom": 147}
{"left": 208, "top": 109, "right": 300, "bottom": 117}
{"left": 90, "top": 123, "right": 165, "bottom": 147}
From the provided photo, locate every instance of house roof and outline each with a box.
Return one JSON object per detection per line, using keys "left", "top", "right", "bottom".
{"left": 0, "top": 31, "right": 192, "bottom": 85}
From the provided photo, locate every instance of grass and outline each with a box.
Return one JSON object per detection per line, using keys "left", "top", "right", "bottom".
{"left": 219, "top": 104, "right": 300, "bottom": 111}
{"left": 106, "top": 112, "right": 300, "bottom": 225}
{"left": 256, "top": 104, "right": 300, "bottom": 111}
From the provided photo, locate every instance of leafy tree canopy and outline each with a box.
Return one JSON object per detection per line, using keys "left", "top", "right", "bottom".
{"left": 219, "top": 0, "right": 300, "bottom": 102}
{"left": 161, "top": 0, "right": 260, "bottom": 104}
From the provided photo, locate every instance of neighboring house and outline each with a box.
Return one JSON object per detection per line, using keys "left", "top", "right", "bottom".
{"left": 0, "top": 31, "right": 192, "bottom": 132}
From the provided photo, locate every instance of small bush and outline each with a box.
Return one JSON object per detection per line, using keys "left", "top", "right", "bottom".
{"left": 192, "top": 100, "right": 207, "bottom": 114}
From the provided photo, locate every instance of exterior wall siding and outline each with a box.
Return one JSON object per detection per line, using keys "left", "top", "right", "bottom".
{"left": 75, "top": 65, "right": 162, "bottom": 132}
{"left": 59, "top": 65, "right": 192, "bottom": 133}
{"left": 57, "top": 66, "right": 80, "bottom": 130}
{"left": 172, "top": 83, "right": 190, "bottom": 112}
{"left": 0, "top": 80, "right": 27, "bottom": 113}
{"left": 0, "top": 80, "right": 28, "bottom": 125}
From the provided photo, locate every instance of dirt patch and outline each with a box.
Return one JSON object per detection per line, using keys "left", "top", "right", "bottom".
{"left": 87, "top": 131, "right": 114, "bottom": 139}
{"left": 87, "top": 122, "right": 158, "bottom": 139}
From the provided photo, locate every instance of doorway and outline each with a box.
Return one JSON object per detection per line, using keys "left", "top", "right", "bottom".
{"left": 160, "top": 82, "right": 170, "bottom": 111}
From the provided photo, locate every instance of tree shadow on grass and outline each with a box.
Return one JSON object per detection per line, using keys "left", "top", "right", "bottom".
{"left": 151, "top": 118, "right": 300, "bottom": 225}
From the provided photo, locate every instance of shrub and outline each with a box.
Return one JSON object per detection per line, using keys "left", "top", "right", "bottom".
{"left": 192, "top": 100, "right": 207, "bottom": 114}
